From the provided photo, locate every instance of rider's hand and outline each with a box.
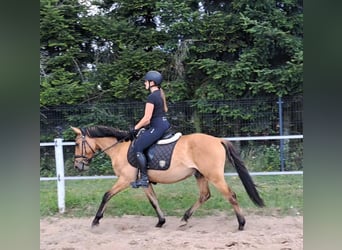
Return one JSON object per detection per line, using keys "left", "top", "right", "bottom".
{"left": 128, "top": 128, "right": 138, "bottom": 140}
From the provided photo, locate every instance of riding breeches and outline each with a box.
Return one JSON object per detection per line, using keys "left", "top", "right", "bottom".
{"left": 132, "top": 117, "right": 170, "bottom": 154}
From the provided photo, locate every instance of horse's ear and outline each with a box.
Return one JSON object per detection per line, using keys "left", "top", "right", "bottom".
{"left": 70, "top": 126, "right": 81, "bottom": 134}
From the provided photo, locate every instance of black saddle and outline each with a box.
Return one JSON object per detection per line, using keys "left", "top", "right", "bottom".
{"left": 127, "top": 128, "right": 182, "bottom": 170}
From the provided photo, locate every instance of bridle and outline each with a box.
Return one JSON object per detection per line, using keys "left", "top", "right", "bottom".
{"left": 74, "top": 134, "right": 97, "bottom": 166}
{"left": 74, "top": 130, "right": 127, "bottom": 170}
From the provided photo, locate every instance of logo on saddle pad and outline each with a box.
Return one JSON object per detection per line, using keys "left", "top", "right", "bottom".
{"left": 127, "top": 132, "right": 182, "bottom": 170}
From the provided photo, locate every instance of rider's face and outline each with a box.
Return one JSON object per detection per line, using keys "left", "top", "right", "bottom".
{"left": 144, "top": 80, "right": 150, "bottom": 90}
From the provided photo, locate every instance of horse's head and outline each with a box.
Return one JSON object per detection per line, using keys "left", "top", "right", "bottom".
{"left": 71, "top": 126, "right": 97, "bottom": 171}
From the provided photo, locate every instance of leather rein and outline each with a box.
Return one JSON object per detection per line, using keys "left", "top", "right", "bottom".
{"left": 74, "top": 131, "right": 126, "bottom": 165}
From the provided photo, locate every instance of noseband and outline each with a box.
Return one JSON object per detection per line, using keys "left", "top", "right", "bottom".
{"left": 74, "top": 134, "right": 97, "bottom": 166}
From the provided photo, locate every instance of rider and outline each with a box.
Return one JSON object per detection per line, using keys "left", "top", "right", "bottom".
{"left": 130, "top": 70, "right": 171, "bottom": 188}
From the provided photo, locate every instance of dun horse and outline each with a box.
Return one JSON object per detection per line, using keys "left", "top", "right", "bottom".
{"left": 72, "top": 125, "right": 264, "bottom": 230}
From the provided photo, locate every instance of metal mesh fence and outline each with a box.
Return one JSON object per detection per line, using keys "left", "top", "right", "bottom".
{"left": 40, "top": 96, "right": 302, "bottom": 139}
{"left": 40, "top": 96, "right": 303, "bottom": 176}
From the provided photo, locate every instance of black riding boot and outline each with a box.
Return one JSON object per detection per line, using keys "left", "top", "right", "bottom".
{"left": 131, "top": 152, "right": 149, "bottom": 188}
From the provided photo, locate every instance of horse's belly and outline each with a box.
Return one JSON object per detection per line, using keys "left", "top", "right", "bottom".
{"left": 148, "top": 167, "right": 195, "bottom": 184}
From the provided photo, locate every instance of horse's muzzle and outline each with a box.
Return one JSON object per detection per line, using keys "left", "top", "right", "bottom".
{"left": 74, "top": 160, "right": 90, "bottom": 171}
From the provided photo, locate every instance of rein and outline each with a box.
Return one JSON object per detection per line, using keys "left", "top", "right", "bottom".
{"left": 74, "top": 133, "right": 127, "bottom": 163}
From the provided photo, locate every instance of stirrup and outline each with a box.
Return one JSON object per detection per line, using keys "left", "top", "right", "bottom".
{"left": 131, "top": 178, "right": 149, "bottom": 188}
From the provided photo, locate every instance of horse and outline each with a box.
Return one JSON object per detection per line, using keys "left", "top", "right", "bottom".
{"left": 71, "top": 125, "right": 264, "bottom": 231}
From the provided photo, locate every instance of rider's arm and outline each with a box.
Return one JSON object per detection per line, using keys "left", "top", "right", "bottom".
{"left": 134, "top": 102, "right": 154, "bottom": 130}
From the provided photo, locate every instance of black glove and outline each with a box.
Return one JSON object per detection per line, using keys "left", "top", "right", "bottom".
{"left": 128, "top": 128, "right": 138, "bottom": 140}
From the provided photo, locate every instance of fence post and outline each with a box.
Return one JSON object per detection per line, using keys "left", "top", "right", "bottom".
{"left": 54, "top": 138, "right": 65, "bottom": 213}
{"left": 277, "top": 96, "right": 285, "bottom": 171}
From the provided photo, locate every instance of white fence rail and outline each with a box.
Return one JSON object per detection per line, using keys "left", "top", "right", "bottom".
{"left": 40, "top": 135, "right": 303, "bottom": 213}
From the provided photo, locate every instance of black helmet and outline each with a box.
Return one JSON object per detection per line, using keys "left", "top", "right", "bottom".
{"left": 144, "top": 71, "right": 163, "bottom": 86}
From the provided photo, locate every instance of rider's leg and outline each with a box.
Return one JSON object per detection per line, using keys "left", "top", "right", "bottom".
{"left": 131, "top": 122, "right": 169, "bottom": 188}
{"left": 131, "top": 152, "right": 149, "bottom": 188}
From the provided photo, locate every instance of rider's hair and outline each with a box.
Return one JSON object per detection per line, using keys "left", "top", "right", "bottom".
{"left": 160, "top": 87, "right": 168, "bottom": 112}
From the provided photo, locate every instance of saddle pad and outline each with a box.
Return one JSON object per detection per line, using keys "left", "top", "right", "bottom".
{"left": 157, "top": 132, "right": 182, "bottom": 145}
{"left": 127, "top": 140, "right": 178, "bottom": 170}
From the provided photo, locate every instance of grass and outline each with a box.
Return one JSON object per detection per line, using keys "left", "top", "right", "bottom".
{"left": 40, "top": 175, "right": 303, "bottom": 218}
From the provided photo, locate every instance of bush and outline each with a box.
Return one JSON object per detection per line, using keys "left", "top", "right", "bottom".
{"left": 239, "top": 141, "right": 303, "bottom": 172}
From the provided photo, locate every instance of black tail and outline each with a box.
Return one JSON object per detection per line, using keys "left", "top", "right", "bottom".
{"left": 221, "top": 140, "right": 265, "bottom": 207}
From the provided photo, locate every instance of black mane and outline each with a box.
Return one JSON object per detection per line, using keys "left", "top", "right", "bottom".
{"left": 84, "top": 126, "right": 129, "bottom": 140}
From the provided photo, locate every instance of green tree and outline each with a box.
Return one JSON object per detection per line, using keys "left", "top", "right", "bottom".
{"left": 40, "top": 0, "right": 303, "bottom": 134}
{"left": 40, "top": 0, "right": 95, "bottom": 106}
{"left": 155, "top": 0, "right": 303, "bottom": 133}
{"left": 41, "top": 0, "right": 303, "bottom": 105}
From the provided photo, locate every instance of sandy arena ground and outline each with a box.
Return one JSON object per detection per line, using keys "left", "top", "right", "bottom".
{"left": 40, "top": 214, "right": 303, "bottom": 250}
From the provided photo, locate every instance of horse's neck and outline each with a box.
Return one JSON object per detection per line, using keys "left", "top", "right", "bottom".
{"left": 95, "top": 137, "right": 117, "bottom": 151}
{"left": 95, "top": 137, "right": 128, "bottom": 158}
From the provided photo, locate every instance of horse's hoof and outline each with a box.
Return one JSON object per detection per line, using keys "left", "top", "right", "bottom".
{"left": 181, "top": 215, "right": 189, "bottom": 222}
{"left": 237, "top": 214, "right": 245, "bottom": 230}
{"left": 155, "top": 218, "right": 166, "bottom": 227}
{"left": 91, "top": 221, "right": 99, "bottom": 228}
{"left": 179, "top": 219, "right": 188, "bottom": 227}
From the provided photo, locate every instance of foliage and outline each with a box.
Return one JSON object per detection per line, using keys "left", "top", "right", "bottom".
{"left": 240, "top": 140, "right": 303, "bottom": 172}
{"left": 40, "top": 0, "right": 303, "bottom": 106}
{"left": 40, "top": 1, "right": 303, "bottom": 175}
{"left": 40, "top": 0, "right": 95, "bottom": 106}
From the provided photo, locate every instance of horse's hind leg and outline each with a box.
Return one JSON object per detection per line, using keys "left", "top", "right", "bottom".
{"left": 211, "top": 178, "right": 246, "bottom": 230}
{"left": 181, "top": 171, "right": 211, "bottom": 224}
{"left": 143, "top": 185, "right": 166, "bottom": 227}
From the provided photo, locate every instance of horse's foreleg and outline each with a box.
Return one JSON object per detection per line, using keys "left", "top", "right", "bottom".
{"left": 92, "top": 179, "right": 130, "bottom": 227}
{"left": 181, "top": 172, "right": 211, "bottom": 224}
{"left": 143, "top": 185, "right": 166, "bottom": 227}
{"left": 92, "top": 191, "right": 110, "bottom": 227}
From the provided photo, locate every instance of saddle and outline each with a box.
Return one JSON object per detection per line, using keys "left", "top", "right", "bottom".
{"left": 127, "top": 128, "right": 182, "bottom": 170}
